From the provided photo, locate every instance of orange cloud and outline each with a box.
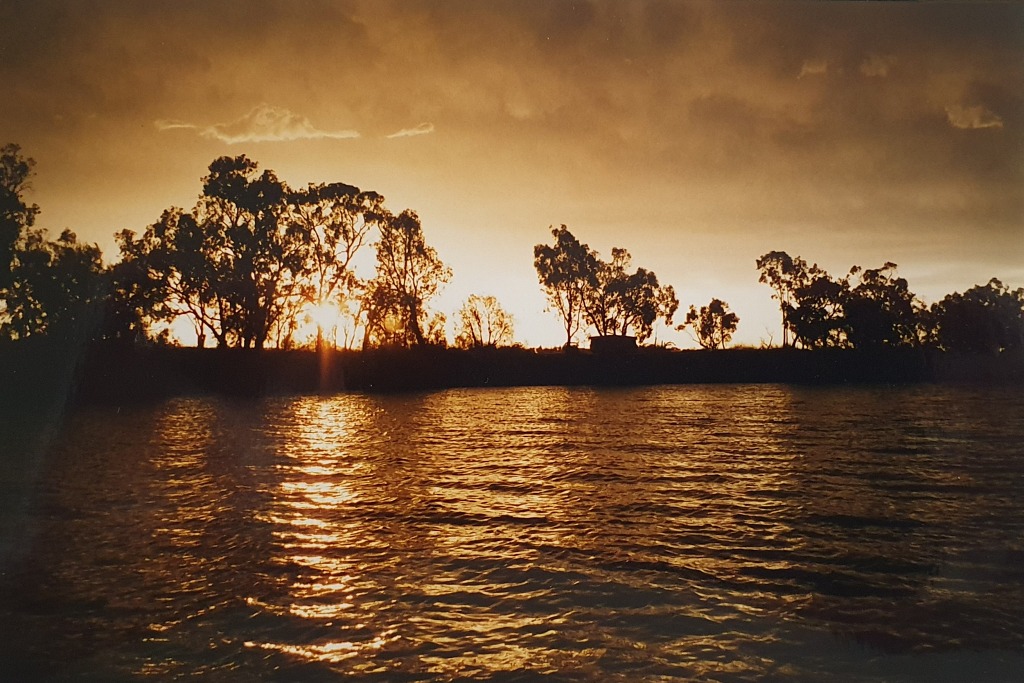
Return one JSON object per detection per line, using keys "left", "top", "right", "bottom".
{"left": 156, "top": 105, "right": 360, "bottom": 143}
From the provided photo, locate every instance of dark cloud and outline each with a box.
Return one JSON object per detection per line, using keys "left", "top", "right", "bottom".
{"left": 1, "top": 0, "right": 1021, "bottom": 345}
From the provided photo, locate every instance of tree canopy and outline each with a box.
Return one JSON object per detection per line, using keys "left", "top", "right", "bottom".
{"left": 455, "top": 294, "right": 514, "bottom": 349}
{"left": 4, "top": 142, "right": 1023, "bottom": 359}
{"left": 682, "top": 298, "right": 740, "bottom": 350}
{"left": 534, "top": 226, "right": 677, "bottom": 347}
{"left": 363, "top": 210, "right": 451, "bottom": 348}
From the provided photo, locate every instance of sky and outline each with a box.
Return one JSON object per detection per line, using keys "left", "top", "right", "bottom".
{"left": 2, "top": 0, "right": 1021, "bottom": 348}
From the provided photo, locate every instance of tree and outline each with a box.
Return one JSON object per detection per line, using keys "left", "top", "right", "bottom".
{"left": 757, "top": 252, "right": 848, "bottom": 349}
{"left": 1, "top": 228, "right": 105, "bottom": 340}
{"left": 121, "top": 157, "right": 314, "bottom": 349}
{"left": 843, "top": 262, "right": 921, "bottom": 349}
{"left": 101, "top": 228, "right": 167, "bottom": 345}
{"left": 756, "top": 251, "right": 809, "bottom": 347}
{"left": 534, "top": 225, "right": 596, "bottom": 348}
{"left": 681, "top": 298, "right": 739, "bottom": 349}
{"left": 787, "top": 266, "right": 849, "bottom": 349}
{"left": 582, "top": 247, "right": 679, "bottom": 343}
{"left": 197, "top": 155, "right": 307, "bottom": 349}
{"left": 931, "top": 279, "right": 1024, "bottom": 354}
{"left": 117, "top": 208, "right": 221, "bottom": 347}
{"left": 289, "top": 182, "right": 384, "bottom": 350}
{"left": 535, "top": 227, "right": 677, "bottom": 347}
{"left": 455, "top": 294, "right": 515, "bottom": 348}
{"left": 363, "top": 209, "right": 451, "bottom": 347}
{"left": 2, "top": 144, "right": 41, "bottom": 290}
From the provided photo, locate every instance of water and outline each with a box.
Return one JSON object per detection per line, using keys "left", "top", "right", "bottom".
{"left": 2, "top": 384, "right": 1023, "bottom": 681}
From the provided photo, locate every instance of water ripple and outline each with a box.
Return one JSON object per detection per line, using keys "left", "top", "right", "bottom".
{"left": 2, "top": 385, "right": 1024, "bottom": 680}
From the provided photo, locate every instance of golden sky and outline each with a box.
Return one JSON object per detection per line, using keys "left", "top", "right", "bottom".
{"left": 2, "top": 0, "right": 1021, "bottom": 347}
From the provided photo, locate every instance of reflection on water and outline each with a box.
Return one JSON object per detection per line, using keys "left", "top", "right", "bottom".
{"left": 2, "top": 385, "right": 1024, "bottom": 681}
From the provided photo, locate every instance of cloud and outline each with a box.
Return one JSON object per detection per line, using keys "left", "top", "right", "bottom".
{"left": 859, "top": 54, "right": 895, "bottom": 78}
{"left": 798, "top": 59, "right": 828, "bottom": 78}
{"left": 156, "top": 104, "right": 360, "bottom": 143}
{"left": 386, "top": 122, "right": 436, "bottom": 139}
{"left": 154, "top": 119, "right": 197, "bottom": 132}
{"left": 945, "top": 104, "right": 1004, "bottom": 130}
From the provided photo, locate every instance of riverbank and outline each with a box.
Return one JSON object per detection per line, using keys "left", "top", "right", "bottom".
{"left": 2, "top": 340, "right": 1022, "bottom": 408}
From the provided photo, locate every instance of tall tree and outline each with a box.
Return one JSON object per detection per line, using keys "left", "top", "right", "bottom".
{"left": 289, "top": 183, "right": 384, "bottom": 350}
{"left": 1, "top": 144, "right": 39, "bottom": 291}
{"left": 117, "top": 208, "right": 223, "bottom": 347}
{"left": 197, "top": 155, "right": 308, "bottom": 349}
{"left": 843, "top": 262, "right": 921, "bottom": 349}
{"left": 681, "top": 298, "right": 740, "bottom": 349}
{"left": 455, "top": 294, "right": 515, "bottom": 348}
{"left": 931, "top": 279, "right": 1024, "bottom": 354}
{"left": 363, "top": 210, "right": 451, "bottom": 347}
{"left": 787, "top": 265, "right": 849, "bottom": 349}
{"left": 534, "top": 226, "right": 596, "bottom": 348}
{"left": 1, "top": 229, "right": 105, "bottom": 340}
{"left": 757, "top": 252, "right": 852, "bottom": 349}
{"left": 102, "top": 228, "right": 168, "bottom": 345}
{"left": 116, "top": 157, "right": 315, "bottom": 349}
{"left": 755, "top": 251, "right": 809, "bottom": 347}
{"left": 586, "top": 248, "right": 678, "bottom": 343}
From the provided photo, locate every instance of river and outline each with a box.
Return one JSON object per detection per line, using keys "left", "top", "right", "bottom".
{"left": 2, "top": 384, "right": 1023, "bottom": 681}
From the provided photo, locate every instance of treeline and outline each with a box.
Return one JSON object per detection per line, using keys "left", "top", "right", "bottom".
{"left": 2, "top": 142, "right": 1022, "bottom": 357}
{"left": 0, "top": 144, "right": 510, "bottom": 351}
{"left": 756, "top": 251, "right": 1024, "bottom": 354}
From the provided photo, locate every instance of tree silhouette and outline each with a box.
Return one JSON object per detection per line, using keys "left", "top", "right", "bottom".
{"left": 1, "top": 146, "right": 105, "bottom": 341}
{"left": 535, "top": 227, "right": 677, "bottom": 347}
{"left": 1, "top": 229, "right": 105, "bottom": 340}
{"left": 120, "top": 157, "right": 316, "bottom": 349}
{"left": 931, "top": 279, "right": 1024, "bottom": 354}
{"left": 363, "top": 210, "right": 451, "bottom": 347}
{"left": 758, "top": 252, "right": 850, "bottom": 349}
{"left": 455, "top": 294, "right": 514, "bottom": 348}
{"left": 788, "top": 265, "right": 848, "bottom": 349}
{"left": 289, "top": 183, "right": 384, "bottom": 350}
{"left": 199, "top": 155, "right": 309, "bottom": 349}
{"left": 582, "top": 247, "right": 678, "bottom": 344}
{"left": 756, "top": 251, "right": 807, "bottom": 347}
{"left": 534, "top": 225, "right": 595, "bottom": 348}
{"left": 681, "top": 298, "right": 739, "bottom": 349}
{"left": 1, "top": 144, "right": 39, "bottom": 292}
{"left": 117, "top": 209, "right": 223, "bottom": 347}
{"left": 843, "top": 262, "right": 921, "bottom": 349}
{"left": 103, "top": 228, "right": 167, "bottom": 345}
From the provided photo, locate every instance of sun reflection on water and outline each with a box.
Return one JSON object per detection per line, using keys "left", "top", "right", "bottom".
{"left": 9, "top": 386, "right": 1024, "bottom": 680}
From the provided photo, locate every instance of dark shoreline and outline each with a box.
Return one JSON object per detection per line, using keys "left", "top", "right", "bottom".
{"left": 3, "top": 340, "right": 1022, "bottom": 409}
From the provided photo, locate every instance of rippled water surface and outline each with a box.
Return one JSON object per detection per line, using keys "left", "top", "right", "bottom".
{"left": 3, "top": 385, "right": 1024, "bottom": 681}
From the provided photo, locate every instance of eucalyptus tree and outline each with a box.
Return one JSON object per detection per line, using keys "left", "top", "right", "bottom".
{"left": 755, "top": 251, "right": 808, "bottom": 347}
{"left": 363, "top": 209, "right": 451, "bottom": 347}
{"left": 117, "top": 156, "right": 313, "bottom": 349}
{"left": 1, "top": 145, "right": 105, "bottom": 341}
{"left": 843, "top": 262, "right": 921, "bottom": 349}
{"left": 1, "top": 143, "right": 39, "bottom": 291}
{"left": 681, "top": 298, "right": 739, "bottom": 349}
{"left": 931, "top": 278, "right": 1024, "bottom": 353}
{"left": 289, "top": 182, "right": 385, "bottom": 349}
{"left": 534, "top": 225, "right": 597, "bottom": 347}
{"left": 455, "top": 294, "right": 515, "bottom": 348}
{"left": 757, "top": 251, "right": 851, "bottom": 349}
{"left": 1, "top": 228, "right": 105, "bottom": 340}
{"left": 787, "top": 265, "right": 849, "bottom": 349}
{"left": 114, "top": 209, "right": 219, "bottom": 347}
{"left": 535, "top": 228, "right": 677, "bottom": 347}
{"left": 195, "top": 155, "right": 312, "bottom": 349}
{"left": 584, "top": 247, "right": 678, "bottom": 344}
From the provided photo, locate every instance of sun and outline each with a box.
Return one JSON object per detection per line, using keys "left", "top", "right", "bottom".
{"left": 308, "top": 301, "right": 341, "bottom": 332}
